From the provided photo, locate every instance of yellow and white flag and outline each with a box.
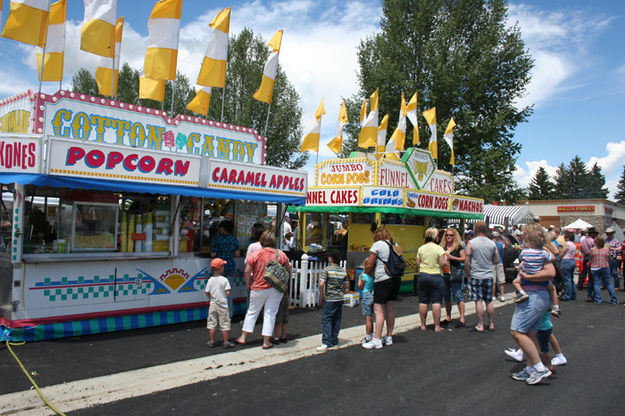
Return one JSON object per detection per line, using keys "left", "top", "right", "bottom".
{"left": 139, "top": 71, "right": 165, "bottom": 102}
{"left": 444, "top": 117, "right": 456, "bottom": 165}
{"left": 81, "top": 0, "right": 116, "bottom": 58}
{"left": 376, "top": 114, "right": 389, "bottom": 156}
{"left": 144, "top": 0, "right": 182, "bottom": 80}
{"left": 386, "top": 93, "right": 407, "bottom": 158}
{"left": 95, "top": 16, "right": 123, "bottom": 96}
{"left": 197, "top": 7, "right": 230, "bottom": 88}
{"left": 253, "top": 30, "right": 283, "bottom": 104}
{"left": 406, "top": 92, "right": 419, "bottom": 145}
{"left": 36, "top": 0, "right": 66, "bottom": 82}
{"left": 300, "top": 99, "right": 325, "bottom": 152}
{"left": 186, "top": 86, "right": 211, "bottom": 115}
{"left": 1, "top": 0, "right": 50, "bottom": 47}
{"left": 327, "top": 100, "right": 348, "bottom": 154}
{"left": 423, "top": 107, "right": 437, "bottom": 159}
{"left": 357, "top": 88, "right": 379, "bottom": 148}
{"left": 359, "top": 99, "right": 367, "bottom": 123}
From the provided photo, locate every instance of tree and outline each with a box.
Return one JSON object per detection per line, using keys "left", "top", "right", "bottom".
{"left": 552, "top": 162, "right": 569, "bottom": 199}
{"left": 615, "top": 166, "right": 625, "bottom": 204}
{"left": 528, "top": 167, "right": 555, "bottom": 200}
{"left": 71, "top": 30, "right": 307, "bottom": 170}
{"left": 586, "top": 163, "right": 608, "bottom": 199}
{"left": 343, "top": 0, "right": 533, "bottom": 203}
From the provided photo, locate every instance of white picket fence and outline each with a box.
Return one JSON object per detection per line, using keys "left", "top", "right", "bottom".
{"left": 287, "top": 254, "right": 347, "bottom": 308}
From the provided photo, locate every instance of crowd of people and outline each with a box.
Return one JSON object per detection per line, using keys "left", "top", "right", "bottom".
{"left": 201, "top": 217, "right": 623, "bottom": 385}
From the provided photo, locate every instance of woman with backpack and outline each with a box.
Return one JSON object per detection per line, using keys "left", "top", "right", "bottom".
{"left": 362, "top": 227, "right": 402, "bottom": 349}
{"left": 416, "top": 227, "right": 449, "bottom": 332}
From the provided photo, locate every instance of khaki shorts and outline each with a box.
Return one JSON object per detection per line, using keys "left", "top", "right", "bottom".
{"left": 207, "top": 303, "right": 231, "bottom": 331}
{"left": 493, "top": 263, "right": 505, "bottom": 284}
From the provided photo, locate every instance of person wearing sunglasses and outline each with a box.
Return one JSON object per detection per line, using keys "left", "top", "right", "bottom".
{"left": 440, "top": 227, "right": 467, "bottom": 327}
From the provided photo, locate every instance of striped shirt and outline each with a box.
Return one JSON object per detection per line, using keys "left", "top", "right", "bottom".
{"left": 320, "top": 265, "right": 348, "bottom": 301}
{"left": 519, "top": 248, "right": 553, "bottom": 289}
{"left": 590, "top": 247, "right": 610, "bottom": 269}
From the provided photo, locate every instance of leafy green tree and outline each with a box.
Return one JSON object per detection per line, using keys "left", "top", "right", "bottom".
{"left": 205, "top": 29, "right": 306, "bottom": 169}
{"left": 614, "top": 166, "right": 625, "bottom": 204}
{"left": 343, "top": 0, "right": 533, "bottom": 203}
{"left": 528, "top": 166, "right": 555, "bottom": 200}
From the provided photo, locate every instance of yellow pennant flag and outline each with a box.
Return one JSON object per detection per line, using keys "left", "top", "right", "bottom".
{"left": 81, "top": 0, "right": 116, "bottom": 58}
{"left": 144, "top": 0, "right": 183, "bottom": 80}
{"left": 376, "top": 113, "right": 389, "bottom": 156}
{"left": 328, "top": 100, "right": 348, "bottom": 154}
{"left": 253, "top": 30, "right": 283, "bottom": 104}
{"left": 1, "top": 0, "right": 49, "bottom": 47}
{"left": 359, "top": 99, "right": 367, "bottom": 123}
{"left": 37, "top": 0, "right": 66, "bottom": 82}
{"left": 197, "top": 7, "right": 230, "bottom": 88}
{"left": 423, "top": 107, "right": 437, "bottom": 159}
{"left": 300, "top": 99, "right": 325, "bottom": 152}
{"left": 358, "top": 88, "right": 379, "bottom": 148}
{"left": 186, "top": 86, "right": 212, "bottom": 115}
{"left": 139, "top": 71, "right": 165, "bottom": 102}
{"left": 386, "top": 93, "right": 407, "bottom": 158}
{"left": 95, "top": 16, "right": 123, "bottom": 96}
{"left": 444, "top": 117, "right": 456, "bottom": 165}
{"left": 406, "top": 92, "right": 419, "bottom": 145}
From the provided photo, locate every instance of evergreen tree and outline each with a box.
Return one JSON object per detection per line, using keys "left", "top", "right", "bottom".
{"left": 528, "top": 166, "right": 555, "bottom": 200}
{"left": 566, "top": 156, "right": 588, "bottom": 199}
{"left": 586, "top": 163, "right": 608, "bottom": 199}
{"left": 553, "top": 162, "right": 569, "bottom": 199}
{"left": 615, "top": 166, "right": 625, "bottom": 204}
{"left": 343, "top": 0, "right": 533, "bottom": 203}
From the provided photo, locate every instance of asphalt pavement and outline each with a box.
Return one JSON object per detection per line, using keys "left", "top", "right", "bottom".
{"left": 2, "top": 285, "right": 625, "bottom": 415}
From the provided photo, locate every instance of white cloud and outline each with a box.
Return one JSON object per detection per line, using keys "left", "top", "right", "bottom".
{"left": 508, "top": 3, "right": 612, "bottom": 108}
{"left": 516, "top": 140, "right": 625, "bottom": 198}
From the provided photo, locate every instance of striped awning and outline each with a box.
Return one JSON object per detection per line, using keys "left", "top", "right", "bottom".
{"left": 482, "top": 204, "right": 536, "bottom": 226}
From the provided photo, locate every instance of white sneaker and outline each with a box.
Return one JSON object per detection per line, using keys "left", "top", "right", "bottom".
{"left": 499, "top": 295, "right": 506, "bottom": 302}
{"left": 551, "top": 354, "right": 568, "bottom": 366}
{"left": 360, "top": 336, "right": 372, "bottom": 344}
{"left": 383, "top": 336, "right": 393, "bottom": 346}
{"left": 362, "top": 338, "right": 383, "bottom": 349}
{"left": 316, "top": 344, "right": 329, "bottom": 351}
{"left": 504, "top": 348, "right": 524, "bottom": 362}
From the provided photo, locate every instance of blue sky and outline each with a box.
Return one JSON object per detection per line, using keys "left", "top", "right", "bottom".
{"left": 1, "top": 0, "right": 624, "bottom": 198}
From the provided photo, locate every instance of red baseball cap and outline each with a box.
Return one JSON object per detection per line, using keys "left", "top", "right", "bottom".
{"left": 211, "top": 258, "right": 228, "bottom": 268}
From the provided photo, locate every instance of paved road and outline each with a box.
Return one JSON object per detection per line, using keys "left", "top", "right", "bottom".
{"left": 2, "top": 287, "right": 625, "bottom": 415}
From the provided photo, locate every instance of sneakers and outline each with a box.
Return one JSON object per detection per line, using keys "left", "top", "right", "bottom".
{"left": 504, "top": 348, "right": 524, "bottom": 362}
{"left": 511, "top": 367, "right": 532, "bottom": 381}
{"left": 383, "top": 336, "right": 393, "bottom": 346}
{"left": 206, "top": 340, "right": 216, "bottom": 348}
{"left": 514, "top": 292, "right": 529, "bottom": 303}
{"left": 550, "top": 305, "right": 561, "bottom": 318}
{"left": 362, "top": 338, "right": 383, "bottom": 349}
{"left": 551, "top": 354, "right": 568, "bottom": 366}
{"left": 360, "top": 336, "right": 372, "bottom": 344}
{"left": 223, "top": 341, "right": 235, "bottom": 349}
{"left": 316, "top": 344, "right": 329, "bottom": 351}
{"left": 526, "top": 368, "right": 552, "bottom": 385}
{"left": 499, "top": 295, "right": 506, "bottom": 302}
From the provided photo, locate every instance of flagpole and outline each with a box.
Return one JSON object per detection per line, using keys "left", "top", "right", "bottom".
{"left": 170, "top": 77, "right": 176, "bottom": 115}
{"left": 38, "top": 1, "right": 52, "bottom": 94}
{"left": 263, "top": 103, "right": 271, "bottom": 136}
{"left": 111, "top": 51, "right": 116, "bottom": 100}
{"left": 220, "top": 87, "right": 226, "bottom": 122}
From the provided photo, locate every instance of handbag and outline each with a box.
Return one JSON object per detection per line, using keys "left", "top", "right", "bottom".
{"left": 449, "top": 266, "right": 464, "bottom": 282}
{"left": 264, "top": 248, "right": 289, "bottom": 293}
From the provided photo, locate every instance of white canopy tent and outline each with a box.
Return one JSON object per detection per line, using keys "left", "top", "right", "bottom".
{"left": 563, "top": 219, "right": 593, "bottom": 230}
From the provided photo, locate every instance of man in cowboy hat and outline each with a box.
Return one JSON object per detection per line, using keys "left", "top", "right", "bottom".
{"left": 605, "top": 227, "right": 621, "bottom": 290}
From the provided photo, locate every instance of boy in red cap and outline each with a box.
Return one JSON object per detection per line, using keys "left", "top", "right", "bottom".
{"left": 205, "top": 258, "right": 235, "bottom": 348}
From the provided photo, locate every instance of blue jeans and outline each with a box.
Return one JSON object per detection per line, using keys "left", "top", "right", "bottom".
{"left": 592, "top": 268, "right": 618, "bottom": 304}
{"left": 609, "top": 258, "right": 620, "bottom": 289}
{"left": 560, "top": 259, "right": 577, "bottom": 300}
{"left": 321, "top": 301, "right": 343, "bottom": 346}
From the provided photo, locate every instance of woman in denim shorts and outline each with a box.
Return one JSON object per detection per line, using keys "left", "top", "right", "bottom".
{"left": 440, "top": 227, "right": 467, "bottom": 327}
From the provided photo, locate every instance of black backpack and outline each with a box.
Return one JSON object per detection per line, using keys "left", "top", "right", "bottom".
{"left": 382, "top": 241, "right": 406, "bottom": 278}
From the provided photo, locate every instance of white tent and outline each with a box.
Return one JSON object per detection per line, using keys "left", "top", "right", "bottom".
{"left": 563, "top": 218, "right": 593, "bottom": 230}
